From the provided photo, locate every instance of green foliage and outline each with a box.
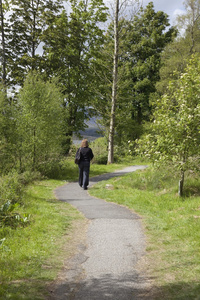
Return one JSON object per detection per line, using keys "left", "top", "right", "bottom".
{"left": 1, "top": 0, "right": 109, "bottom": 153}
{"left": 0, "top": 170, "right": 41, "bottom": 228}
{"left": 0, "top": 201, "right": 30, "bottom": 228}
{"left": 0, "top": 171, "right": 24, "bottom": 205}
{"left": 90, "top": 137, "right": 140, "bottom": 165}
{"left": 6, "top": 0, "right": 64, "bottom": 87}
{"left": 91, "top": 137, "right": 108, "bottom": 164}
{"left": 157, "top": 0, "right": 200, "bottom": 94}
{"left": 0, "top": 238, "right": 6, "bottom": 248}
{"left": 0, "top": 171, "right": 42, "bottom": 206}
{"left": 137, "top": 55, "right": 200, "bottom": 195}
{"left": 93, "top": 2, "right": 175, "bottom": 151}
{"left": 122, "top": 2, "right": 176, "bottom": 125}
{"left": 0, "top": 85, "right": 17, "bottom": 174}
{"left": 0, "top": 238, "right": 10, "bottom": 252}
{"left": 16, "top": 71, "right": 65, "bottom": 172}
{"left": 18, "top": 170, "right": 42, "bottom": 185}
{"left": 42, "top": 0, "right": 108, "bottom": 142}
{"left": 122, "top": 165, "right": 180, "bottom": 193}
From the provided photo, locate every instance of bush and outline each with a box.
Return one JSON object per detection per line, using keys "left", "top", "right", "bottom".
{"left": 91, "top": 137, "right": 108, "bottom": 164}
{"left": 0, "top": 171, "right": 35, "bottom": 229}
{"left": 0, "top": 200, "right": 30, "bottom": 228}
{"left": 37, "top": 157, "right": 63, "bottom": 179}
{"left": 91, "top": 137, "right": 130, "bottom": 164}
{"left": 0, "top": 171, "right": 23, "bottom": 206}
{"left": 0, "top": 170, "right": 42, "bottom": 207}
{"left": 19, "top": 170, "right": 42, "bottom": 185}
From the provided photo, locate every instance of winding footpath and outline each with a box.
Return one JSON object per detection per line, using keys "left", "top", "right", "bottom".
{"left": 50, "top": 166, "right": 151, "bottom": 300}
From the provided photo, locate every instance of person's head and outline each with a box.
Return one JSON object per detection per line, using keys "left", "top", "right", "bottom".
{"left": 81, "top": 139, "right": 88, "bottom": 148}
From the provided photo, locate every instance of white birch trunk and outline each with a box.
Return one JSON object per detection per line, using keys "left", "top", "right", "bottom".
{"left": 0, "top": 0, "right": 6, "bottom": 86}
{"left": 107, "top": 0, "right": 119, "bottom": 164}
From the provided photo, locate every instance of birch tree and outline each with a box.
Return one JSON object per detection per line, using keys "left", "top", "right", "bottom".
{"left": 0, "top": 0, "right": 9, "bottom": 88}
{"left": 107, "top": 0, "right": 140, "bottom": 164}
{"left": 0, "top": 0, "right": 5, "bottom": 85}
{"left": 107, "top": 0, "right": 119, "bottom": 164}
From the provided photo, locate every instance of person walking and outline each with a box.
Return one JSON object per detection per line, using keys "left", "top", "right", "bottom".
{"left": 76, "top": 139, "right": 94, "bottom": 190}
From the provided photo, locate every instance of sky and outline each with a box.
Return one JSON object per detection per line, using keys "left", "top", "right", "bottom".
{"left": 106, "top": 0, "right": 186, "bottom": 27}
{"left": 142, "top": 0, "right": 186, "bottom": 25}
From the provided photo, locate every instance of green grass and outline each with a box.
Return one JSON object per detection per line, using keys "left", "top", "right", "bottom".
{"left": 0, "top": 179, "right": 84, "bottom": 299}
{"left": 89, "top": 166, "right": 200, "bottom": 299}
{"left": 2, "top": 159, "right": 199, "bottom": 299}
{"left": 47, "top": 157, "right": 136, "bottom": 181}
{"left": 0, "top": 160, "right": 133, "bottom": 299}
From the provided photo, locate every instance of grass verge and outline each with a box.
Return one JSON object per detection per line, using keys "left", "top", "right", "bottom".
{"left": 89, "top": 166, "right": 200, "bottom": 299}
{"left": 58, "top": 157, "right": 143, "bottom": 181}
{"left": 0, "top": 160, "right": 134, "bottom": 299}
{"left": 0, "top": 179, "right": 85, "bottom": 299}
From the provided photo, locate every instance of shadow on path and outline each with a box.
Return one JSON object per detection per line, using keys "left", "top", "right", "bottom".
{"left": 51, "top": 272, "right": 151, "bottom": 300}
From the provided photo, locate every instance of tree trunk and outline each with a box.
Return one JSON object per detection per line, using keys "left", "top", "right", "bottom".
{"left": 0, "top": 0, "right": 6, "bottom": 86}
{"left": 107, "top": 0, "right": 119, "bottom": 164}
{"left": 178, "top": 169, "right": 185, "bottom": 197}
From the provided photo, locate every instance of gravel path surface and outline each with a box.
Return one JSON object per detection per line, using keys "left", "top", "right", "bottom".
{"left": 50, "top": 165, "right": 151, "bottom": 300}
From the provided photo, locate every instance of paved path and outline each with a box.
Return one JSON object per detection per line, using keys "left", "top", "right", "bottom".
{"left": 51, "top": 165, "right": 150, "bottom": 300}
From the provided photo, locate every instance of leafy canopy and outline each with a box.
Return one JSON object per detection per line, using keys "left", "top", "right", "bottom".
{"left": 16, "top": 71, "right": 65, "bottom": 171}
{"left": 137, "top": 55, "right": 200, "bottom": 175}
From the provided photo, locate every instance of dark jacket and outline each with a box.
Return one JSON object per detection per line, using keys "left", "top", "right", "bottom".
{"left": 79, "top": 147, "right": 94, "bottom": 162}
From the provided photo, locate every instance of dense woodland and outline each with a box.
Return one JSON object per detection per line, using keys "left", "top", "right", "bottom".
{"left": 0, "top": 0, "right": 200, "bottom": 196}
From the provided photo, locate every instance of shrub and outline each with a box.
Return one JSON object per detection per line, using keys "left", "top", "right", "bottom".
{"left": 19, "top": 170, "right": 42, "bottom": 185}
{"left": 0, "top": 200, "right": 30, "bottom": 228}
{"left": 0, "top": 170, "right": 42, "bottom": 206}
{"left": 0, "top": 171, "right": 23, "bottom": 206}
{"left": 91, "top": 137, "right": 108, "bottom": 164}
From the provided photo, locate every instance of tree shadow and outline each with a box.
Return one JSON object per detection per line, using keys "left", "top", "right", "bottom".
{"left": 183, "top": 184, "right": 200, "bottom": 198}
{"left": 148, "top": 281, "right": 200, "bottom": 300}
{"left": 48, "top": 272, "right": 152, "bottom": 300}
{"left": 0, "top": 279, "right": 49, "bottom": 300}
{"left": 48, "top": 275, "right": 200, "bottom": 300}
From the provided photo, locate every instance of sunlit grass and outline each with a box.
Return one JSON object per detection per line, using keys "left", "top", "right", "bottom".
{"left": 56, "top": 156, "right": 144, "bottom": 181}
{"left": 89, "top": 167, "right": 200, "bottom": 299}
{"left": 0, "top": 161, "right": 133, "bottom": 299}
{"left": 2, "top": 159, "right": 199, "bottom": 299}
{"left": 0, "top": 179, "right": 83, "bottom": 299}
{"left": 51, "top": 157, "right": 136, "bottom": 181}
